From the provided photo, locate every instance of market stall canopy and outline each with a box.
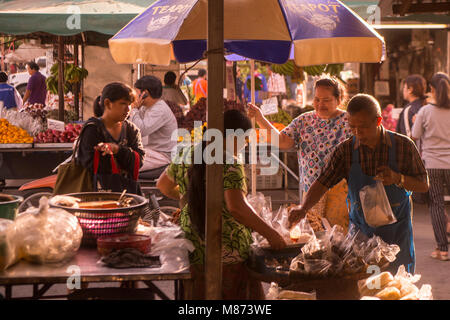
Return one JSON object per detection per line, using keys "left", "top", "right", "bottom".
{"left": 4, "top": 43, "right": 49, "bottom": 63}
{"left": 109, "top": 0, "right": 386, "bottom": 66}
{"left": 0, "top": 0, "right": 157, "bottom": 36}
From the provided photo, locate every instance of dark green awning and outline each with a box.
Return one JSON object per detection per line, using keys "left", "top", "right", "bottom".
{"left": 0, "top": 0, "right": 156, "bottom": 36}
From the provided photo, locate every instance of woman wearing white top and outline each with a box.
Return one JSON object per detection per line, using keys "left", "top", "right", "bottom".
{"left": 412, "top": 72, "right": 450, "bottom": 261}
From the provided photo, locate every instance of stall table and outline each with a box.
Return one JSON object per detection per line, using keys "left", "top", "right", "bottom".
{"left": 0, "top": 248, "right": 191, "bottom": 300}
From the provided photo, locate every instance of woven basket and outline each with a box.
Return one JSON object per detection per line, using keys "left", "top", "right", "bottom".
{"left": 49, "top": 192, "right": 149, "bottom": 247}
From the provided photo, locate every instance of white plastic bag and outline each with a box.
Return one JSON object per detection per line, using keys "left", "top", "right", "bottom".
{"left": 0, "top": 219, "right": 20, "bottom": 270}
{"left": 14, "top": 197, "right": 83, "bottom": 264}
{"left": 359, "top": 181, "right": 397, "bottom": 228}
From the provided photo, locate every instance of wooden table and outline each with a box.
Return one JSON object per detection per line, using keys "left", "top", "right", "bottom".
{"left": 0, "top": 248, "right": 191, "bottom": 300}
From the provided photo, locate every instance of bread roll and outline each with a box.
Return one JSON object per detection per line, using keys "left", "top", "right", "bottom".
{"left": 278, "top": 290, "right": 316, "bottom": 300}
{"left": 400, "top": 292, "right": 419, "bottom": 300}
{"left": 375, "top": 287, "right": 401, "bottom": 300}
{"left": 360, "top": 296, "right": 381, "bottom": 300}
{"left": 358, "top": 272, "right": 394, "bottom": 296}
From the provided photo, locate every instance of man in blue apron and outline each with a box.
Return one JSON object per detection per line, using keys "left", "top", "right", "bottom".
{"left": 289, "top": 94, "right": 429, "bottom": 274}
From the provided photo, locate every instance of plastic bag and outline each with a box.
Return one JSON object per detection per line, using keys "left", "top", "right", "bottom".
{"left": 0, "top": 219, "right": 20, "bottom": 270}
{"left": 304, "top": 259, "right": 333, "bottom": 276}
{"left": 266, "top": 282, "right": 280, "bottom": 300}
{"left": 247, "top": 192, "right": 272, "bottom": 221}
{"left": 359, "top": 181, "right": 397, "bottom": 227}
{"left": 289, "top": 218, "right": 315, "bottom": 244}
{"left": 362, "top": 236, "right": 400, "bottom": 266}
{"left": 418, "top": 284, "right": 433, "bottom": 300}
{"left": 14, "top": 197, "right": 83, "bottom": 264}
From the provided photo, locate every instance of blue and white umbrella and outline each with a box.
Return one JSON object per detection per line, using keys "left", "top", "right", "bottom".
{"left": 109, "top": 0, "right": 385, "bottom": 66}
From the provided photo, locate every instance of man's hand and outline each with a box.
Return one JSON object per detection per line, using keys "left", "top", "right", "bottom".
{"left": 288, "top": 205, "right": 307, "bottom": 229}
{"left": 95, "top": 142, "right": 119, "bottom": 156}
{"left": 131, "top": 91, "right": 147, "bottom": 109}
{"left": 247, "top": 103, "right": 264, "bottom": 123}
{"left": 375, "top": 166, "right": 401, "bottom": 186}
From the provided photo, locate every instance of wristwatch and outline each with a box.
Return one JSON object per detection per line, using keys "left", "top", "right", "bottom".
{"left": 396, "top": 174, "right": 405, "bottom": 189}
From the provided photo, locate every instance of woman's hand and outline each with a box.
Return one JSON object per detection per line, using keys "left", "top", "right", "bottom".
{"left": 288, "top": 205, "right": 307, "bottom": 229}
{"left": 95, "top": 142, "right": 119, "bottom": 156}
{"left": 247, "top": 103, "right": 264, "bottom": 123}
{"left": 267, "top": 231, "right": 287, "bottom": 250}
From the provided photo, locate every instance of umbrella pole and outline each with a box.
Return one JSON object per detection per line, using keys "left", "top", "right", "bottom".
{"left": 250, "top": 60, "right": 256, "bottom": 196}
{"left": 205, "top": 0, "right": 224, "bottom": 300}
{"left": 58, "top": 36, "right": 65, "bottom": 122}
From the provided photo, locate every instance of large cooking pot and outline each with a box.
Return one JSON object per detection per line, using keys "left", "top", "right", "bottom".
{"left": 0, "top": 194, "right": 23, "bottom": 220}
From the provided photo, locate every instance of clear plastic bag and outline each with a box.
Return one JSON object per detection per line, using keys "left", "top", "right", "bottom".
{"left": 0, "top": 219, "right": 20, "bottom": 270}
{"left": 304, "top": 259, "right": 333, "bottom": 276}
{"left": 14, "top": 197, "right": 83, "bottom": 264}
{"left": 359, "top": 181, "right": 397, "bottom": 227}
{"left": 418, "top": 284, "right": 433, "bottom": 300}
{"left": 289, "top": 218, "right": 315, "bottom": 244}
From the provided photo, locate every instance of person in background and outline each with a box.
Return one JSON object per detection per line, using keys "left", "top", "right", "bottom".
{"left": 9, "top": 64, "right": 17, "bottom": 74}
{"left": 381, "top": 104, "right": 397, "bottom": 132}
{"left": 396, "top": 74, "right": 427, "bottom": 138}
{"left": 157, "top": 109, "right": 286, "bottom": 300}
{"left": 412, "top": 72, "right": 450, "bottom": 261}
{"left": 22, "top": 61, "right": 47, "bottom": 106}
{"left": 244, "top": 69, "right": 268, "bottom": 105}
{"left": 192, "top": 69, "right": 207, "bottom": 103}
{"left": 130, "top": 75, "right": 178, "bottom": 172}
{"left": 289, "top": 94, "right": 429, "bottom": 274}
{"left": 235, "top": 68, "right": 244, "bottom": 104}
{"left": 161, "top": 71, "right": 187, "bottom": 127}
{"left": 248, "top": 77, "right": 352, "bottom": 232}
{"left": 78, "top": 82, "right": 145, "bottom": 194}
{"left": 161, "top": 71, "right": 188, "bottom": 106}
{"left": 396, "top": 75, "right": 428, "bottom": 206}
{"left": 0, "top": 71, "right": 22, "bottom": 110}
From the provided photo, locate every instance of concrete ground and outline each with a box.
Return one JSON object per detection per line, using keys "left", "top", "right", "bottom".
{"left": 1, "top": 190, "right": 449, "bottom": 300}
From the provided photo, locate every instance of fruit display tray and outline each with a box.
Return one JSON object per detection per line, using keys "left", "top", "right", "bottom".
{"left": 0, "top": 143, "right": 33, "bottom": 149}
{"left": 34, "top": 143, "right": 74, "bottom": 148}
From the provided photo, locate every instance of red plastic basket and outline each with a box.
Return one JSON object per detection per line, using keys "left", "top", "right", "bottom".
{"left": 49, "top": 192, "right": 149, "bottom": 246}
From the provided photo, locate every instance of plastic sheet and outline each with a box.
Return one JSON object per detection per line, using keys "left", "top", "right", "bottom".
{"left": 0, "top": 108, "right": 44, "bottom": 136}
{"left": 135, "top": 214, "right": 194, "bottom": 274}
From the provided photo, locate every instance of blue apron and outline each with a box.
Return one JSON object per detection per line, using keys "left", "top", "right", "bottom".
{"left": 347, "top": 132, "right": 415, "bottom": 274}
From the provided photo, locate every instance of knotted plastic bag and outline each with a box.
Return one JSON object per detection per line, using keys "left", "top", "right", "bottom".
{"left": 0, "top": 219, "right": 20, "bottom": 270}
{"left": 359, "top": 181, "right": 397, "bottom": 228}
{"left": 14, "top": 197, "right": 83, "bottom": 264}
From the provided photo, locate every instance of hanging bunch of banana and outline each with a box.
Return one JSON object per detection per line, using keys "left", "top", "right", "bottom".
{"left": 45, "top": 63, "right": 89, "bottom": 95}
{"left": 271, "top": 61, "right": 345, "bottom": 83}
{"left": 64, "top": 63, "right": 89, "bottom": 84}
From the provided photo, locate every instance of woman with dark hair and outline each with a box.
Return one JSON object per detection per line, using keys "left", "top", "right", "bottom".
{"left": 78, "top": 82, "right": 145, "bottom": 194}
{"left": 157, "top": 109, "right": 286, "bottom": 299}
{"left": 396, "top": 74, "right": 427, "bottom": 138}
{"left": 249, "top": 76, "right": 352, "bottom": 232}
{"left": 412, "top": 72, "right": 450, "bottom": 261}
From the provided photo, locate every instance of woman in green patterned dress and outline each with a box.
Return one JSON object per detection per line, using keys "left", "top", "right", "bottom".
{"left": 157, "top": 110, "right": 286, "bottom": 299}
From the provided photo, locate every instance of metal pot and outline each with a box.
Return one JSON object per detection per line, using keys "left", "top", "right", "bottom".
{"left": 0, "top": 194, "right": 23, "bottom": 220}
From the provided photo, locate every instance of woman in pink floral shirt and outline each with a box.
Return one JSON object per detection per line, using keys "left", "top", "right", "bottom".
{"left": 249, "top": 77, "right": 352, "bottom": 230}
